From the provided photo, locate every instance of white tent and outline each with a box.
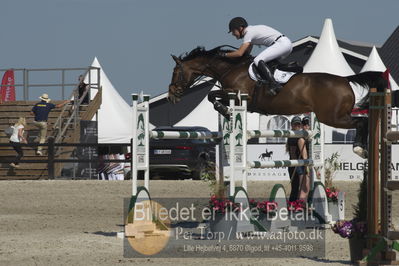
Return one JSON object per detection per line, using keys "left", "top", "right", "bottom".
{"left": 88, "top": 57, "right": 133, "bottom": 143}
{"left": 360, "top": 46, "right": 399, "bottom": 91}
{"left": 303, "top": 18, "right": 356, "bottom": 141}
{"left": 303, "top": 18, "right": 355, "bottom": 76}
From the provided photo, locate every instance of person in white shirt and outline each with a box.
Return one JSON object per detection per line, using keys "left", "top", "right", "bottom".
{"left": 9, "top": 117, "right": 27, "bottom": 168}
{"left": 222, "top": 17, "right": 293, "bottom": 95}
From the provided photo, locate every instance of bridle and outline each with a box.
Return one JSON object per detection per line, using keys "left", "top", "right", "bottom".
{"left": 169, "top": 45, "right": 247, "bottom": 97}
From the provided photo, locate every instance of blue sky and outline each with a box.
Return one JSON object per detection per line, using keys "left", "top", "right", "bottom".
{"left": 0, "top": 0, "right": 398, "bottom": 102}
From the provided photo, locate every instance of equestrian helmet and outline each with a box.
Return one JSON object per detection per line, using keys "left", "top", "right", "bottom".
{"left": 291, "top": 116, "right": 302, "bottom": 125}
{"left": 228, "top": 17, "right": 248, "bottom": 33}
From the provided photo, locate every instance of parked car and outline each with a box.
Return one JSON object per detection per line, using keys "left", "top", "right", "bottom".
{"left": 149, "top": 126, "right": 217, "bottom": 179}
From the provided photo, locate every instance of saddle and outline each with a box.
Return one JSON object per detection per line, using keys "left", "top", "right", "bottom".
{"left": 251, "top": 60, "right": 303, "bottom": 84}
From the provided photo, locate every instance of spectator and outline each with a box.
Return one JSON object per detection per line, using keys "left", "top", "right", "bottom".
{"left": 78, "top": 75, "right": 89, "bottom": 105}
{"left": 286, "top": 116, "right": 309, "bottom": 202}
{"left": 302, "top": 115, "right": 310, "bottom": 152}
{"left": 9, "top": 117, "right": 27, "bottom": 168}
{"left": 31, "top": 93, "right": 70, "bottom": 155}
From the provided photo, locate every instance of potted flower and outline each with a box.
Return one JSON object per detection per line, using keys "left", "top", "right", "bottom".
{"left": 287, "top": 199, "right": 306, "bottom": 212}
{"left": 331, "top": 167, "right": 367, "bottom": 262}
{"left": 208, "top": 195, "right": 239, "bottom": 239}
{"left": 326, "top": 186, "right": 342, "bottom": 221}
{"left": 287, "top": 199, "right": 307, "bottom": 228}
{"left": 250, "top": 199, "right": 277, "bottom": 231}
{"left": 324, "top": 152, "right": 346, "bottom": 221}
{"left": 332, "top": 219, "right": 367, "bottom": 262}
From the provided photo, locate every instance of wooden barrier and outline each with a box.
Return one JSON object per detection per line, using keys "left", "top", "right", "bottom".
{"left": 363, "top": 87, "right": 399, "bottom": 264}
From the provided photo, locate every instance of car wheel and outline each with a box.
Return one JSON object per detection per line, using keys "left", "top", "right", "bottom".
{"left": 192, "top": 156, "right": 215, "bottom": 180}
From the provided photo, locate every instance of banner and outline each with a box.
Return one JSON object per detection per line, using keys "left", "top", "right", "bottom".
{"left": 0, "top": 70, "right": 15, "bottom": 102}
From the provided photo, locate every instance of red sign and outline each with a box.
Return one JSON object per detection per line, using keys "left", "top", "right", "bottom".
{"left": 0, "top": 70, "right": 15, "bottom": 102}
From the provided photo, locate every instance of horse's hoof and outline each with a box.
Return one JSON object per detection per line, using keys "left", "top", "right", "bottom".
{"left": 353, "top": 146, "right": 367, "bottom": 159}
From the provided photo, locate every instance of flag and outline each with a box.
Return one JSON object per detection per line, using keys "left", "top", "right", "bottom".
{"left": 0, "top": 70, "right": 15, "bottom": 102}
{"left": 382, "top": 69, "right": 391, "bottom": 89}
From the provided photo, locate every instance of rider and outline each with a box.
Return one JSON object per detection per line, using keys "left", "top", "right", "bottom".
{"left": 222, "top": 17, "right": 293, "bottom": 95}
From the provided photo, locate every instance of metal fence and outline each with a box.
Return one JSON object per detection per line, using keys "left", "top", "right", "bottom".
{"left": 0, "top": 67, "right": 100, "bottom": 100}
{"left": 0, "top": 138, "right": 131, "bottom": 179}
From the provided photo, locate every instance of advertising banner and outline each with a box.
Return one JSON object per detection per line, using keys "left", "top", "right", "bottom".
{"left": 0, "top": 70, "right": 15, "bottom": 102}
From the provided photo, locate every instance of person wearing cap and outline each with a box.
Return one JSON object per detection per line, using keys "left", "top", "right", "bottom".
{"left": 31, "top": 93, "right": 70, "bottom": 155}
{"left": 221, "top": 17, "right": 293, "bottom": 95}
{"left": 286, "top": 116, "right": 309, "bottom": 202}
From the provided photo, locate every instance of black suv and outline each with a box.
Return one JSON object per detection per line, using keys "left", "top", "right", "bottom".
{"left": 149, "top": 126, "right": 217, "bottom": 179}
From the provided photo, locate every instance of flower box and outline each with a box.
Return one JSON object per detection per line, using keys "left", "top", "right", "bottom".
{"left": 209, "top": 212, "right": 238, "bottom": 240}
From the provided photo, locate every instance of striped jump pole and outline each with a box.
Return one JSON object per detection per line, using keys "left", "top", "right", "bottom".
{"left": 248, "top": 130, "right": 312, "bottom": 139}
{"left": 249, "top": 159, "right": 323, "bottom": 169}
{"left": 150, "top": 131, "right": 222, "bottom": 139}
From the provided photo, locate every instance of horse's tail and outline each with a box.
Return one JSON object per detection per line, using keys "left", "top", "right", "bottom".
{"left": 346, "top": 71, "right": 388, "bottom": 92}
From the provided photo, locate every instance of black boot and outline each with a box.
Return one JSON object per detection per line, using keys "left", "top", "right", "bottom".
{"left": 256, "top": 60, "right": 282, "bottom": 96}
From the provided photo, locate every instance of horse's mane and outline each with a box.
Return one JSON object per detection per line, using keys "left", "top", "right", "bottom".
{"left": 179, "top": 45, "right": 253, "bottom": 64}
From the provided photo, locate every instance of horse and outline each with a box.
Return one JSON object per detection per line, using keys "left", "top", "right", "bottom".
{"left": 259, "top": 149, "right": 273, "bottom": 161}
{"left": 167, "top": 46, "right": 388, "bottom": 157}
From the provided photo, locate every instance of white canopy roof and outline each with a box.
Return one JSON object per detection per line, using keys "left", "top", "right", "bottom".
{"left": 303, "top": 18, "right": 355, "bottom": 76}
{"left": 88, "top": 57, "right": 133, "bottom": 143}
{"left": 360, "top": 46, "right": 399, "bottom": 90}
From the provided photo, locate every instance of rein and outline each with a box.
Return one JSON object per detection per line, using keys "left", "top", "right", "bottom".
{"left": 170, "top": 45, "right": 249, "bottom": 95}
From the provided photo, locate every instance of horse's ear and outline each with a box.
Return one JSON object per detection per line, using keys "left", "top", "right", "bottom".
{"left": 171, "top": 54, "right": 181, "bottom": 64}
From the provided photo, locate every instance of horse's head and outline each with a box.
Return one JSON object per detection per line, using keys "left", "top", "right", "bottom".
{"left": 167, "top": 54, "right": 202, "bottom": 104}
{"left": 167, "top": 46, "right": 252, "bottom": 103}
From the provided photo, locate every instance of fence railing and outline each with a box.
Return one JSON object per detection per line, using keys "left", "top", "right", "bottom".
{"left": 0, "top": 138, "right": 131, "bottom": 179}
{"left": 0, "top": 67, "right": 100, "bottom": 101}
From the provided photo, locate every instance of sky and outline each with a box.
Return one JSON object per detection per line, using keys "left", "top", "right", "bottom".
{"left": 0, "top": 0, "right": 398, "bottom": 103}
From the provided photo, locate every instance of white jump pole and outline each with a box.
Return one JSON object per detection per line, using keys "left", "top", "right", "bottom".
{"left": 131, "top": 94, "right": 138, "bottom": 196}
{"left": 229, "top": 93, "right": 236, "bottom": 197}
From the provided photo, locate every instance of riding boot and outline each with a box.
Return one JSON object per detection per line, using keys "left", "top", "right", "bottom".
{"left": 256, "top": 60, "right": 282, "bottom": 96}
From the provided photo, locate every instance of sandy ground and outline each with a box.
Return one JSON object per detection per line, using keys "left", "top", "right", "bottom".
{"left": 0, "top": 180, "right": 398, "bottom": 266}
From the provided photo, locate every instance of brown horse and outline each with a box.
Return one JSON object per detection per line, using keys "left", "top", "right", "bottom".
{"left": 168, "top": 46, "right": 387, "bottom": 155}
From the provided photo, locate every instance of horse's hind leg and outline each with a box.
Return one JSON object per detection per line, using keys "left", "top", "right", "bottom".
{"left": 327, "top": 114, "right": 369, "bottom": 158}
{"left": 352, "top": 117, "right": 368, "bottom": 158}
{"left": 318, "top": 110, "right": 369, "bottom": 158}
{"left": 333, "top": 115, "right": 369, "bottom": 158}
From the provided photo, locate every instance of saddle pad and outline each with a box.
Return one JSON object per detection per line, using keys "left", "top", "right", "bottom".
{"left": 248, "top": 63, "right": 295, "bottom": 84}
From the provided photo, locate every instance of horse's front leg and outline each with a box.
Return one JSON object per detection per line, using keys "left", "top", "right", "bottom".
{"left": 208, "top": 90, "right": 230, "bottom": 119}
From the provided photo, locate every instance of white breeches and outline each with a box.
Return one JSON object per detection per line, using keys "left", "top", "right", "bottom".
{"left": 254, "top": 36, "right": 293, "bottom": 66}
